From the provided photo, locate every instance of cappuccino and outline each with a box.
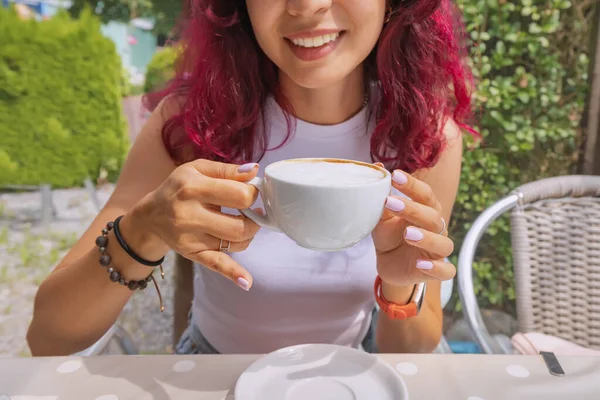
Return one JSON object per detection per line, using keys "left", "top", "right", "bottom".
{"left": 241, "top": 158, "right": 391, "bottom": 250}
{"left": 268, "top": 160, "right": 384, "bottom": 186}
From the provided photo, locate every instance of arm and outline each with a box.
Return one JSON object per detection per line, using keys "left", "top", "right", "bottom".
{"left": 375, "top": 119, "right": 463, "bottom": 353}
{"left": 27, "top": 99, "right": 180, "bottom": 356}
{"left": 28, "top": 95, "right": 262, "bottom": 357}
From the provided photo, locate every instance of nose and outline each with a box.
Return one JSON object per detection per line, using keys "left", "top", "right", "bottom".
{"left": 287, "top": 0, "right": 332, "bottom": 17}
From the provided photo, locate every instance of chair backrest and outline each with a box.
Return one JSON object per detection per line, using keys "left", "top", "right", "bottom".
{"left": 510, "top": 175, "right": 600, "bottom": 349}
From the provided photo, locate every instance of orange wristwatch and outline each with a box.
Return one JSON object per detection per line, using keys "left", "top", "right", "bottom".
{"left": 374, "top": 276, "right": 426, "bottom": 320}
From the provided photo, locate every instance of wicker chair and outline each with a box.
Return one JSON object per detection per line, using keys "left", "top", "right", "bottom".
{"left": 457, "top": 175, "right": 600, "bottom": 354}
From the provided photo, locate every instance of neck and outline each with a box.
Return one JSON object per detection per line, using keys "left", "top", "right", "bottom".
{"left": 279, "top": 66, "right": 366, "bottom": 125}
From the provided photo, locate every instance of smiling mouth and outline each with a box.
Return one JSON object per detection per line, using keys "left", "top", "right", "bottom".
{"left": 287, "top": 32, "right": 343, "bottom": 48}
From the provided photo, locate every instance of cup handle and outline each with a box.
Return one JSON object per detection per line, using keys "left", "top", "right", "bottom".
{"left": 239, "top": 177, "right": 282, "bottom": 232}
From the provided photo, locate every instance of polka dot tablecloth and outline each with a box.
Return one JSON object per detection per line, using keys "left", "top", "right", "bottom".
{"left": 0, "top": 353, "right": 598, "bottom": 399}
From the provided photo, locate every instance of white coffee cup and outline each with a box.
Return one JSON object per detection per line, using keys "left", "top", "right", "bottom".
{"left": 240, "top": 158, "right": 391, "bottom": 251}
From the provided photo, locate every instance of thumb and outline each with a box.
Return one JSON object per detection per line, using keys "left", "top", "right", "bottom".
{"left": 189, "top": 159, "right": 259, "bottom": 182}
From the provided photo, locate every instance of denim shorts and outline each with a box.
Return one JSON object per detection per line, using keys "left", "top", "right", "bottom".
{"left": 175, "top": 309, "right": 380, "bottom": 355}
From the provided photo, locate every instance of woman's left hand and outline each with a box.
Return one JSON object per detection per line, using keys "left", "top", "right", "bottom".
{"left": 372, "top": 167, "right": 456, "bottom": 287}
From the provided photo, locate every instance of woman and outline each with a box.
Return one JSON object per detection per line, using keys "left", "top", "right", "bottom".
{"left": 27, "top": 0, "right": 474, "bottom": 356}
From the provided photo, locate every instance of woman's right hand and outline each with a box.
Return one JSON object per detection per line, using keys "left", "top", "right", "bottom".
{"left": 122, "top": 159, "right": 262, "bottom": 291}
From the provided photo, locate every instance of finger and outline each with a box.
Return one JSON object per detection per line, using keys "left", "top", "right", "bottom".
{"left": 206, "top": 236, "right": 253, "bottom": 253}
{"left": 193, "top": 176, "right": 259, "bottom": 209}
{"left": 194, "top": 250, "right": 253, "bottom": 291}
{"left": 384, "top": 196, "right": 444, "bottom": 233}
{"left": 415, "top": 259, "right": 456, "bottom": 281}
{"left": 403, "top": 226, "right": 454, "bottom": 258}
{"left": 199, "top": 209, "right": 261, "bottom": 242}
{"left": 371, "top": 162, "right": 395, "bottom": 221}
{"left": 189, "top": 159, "right": 260, "bottom": 182}
{"left": 391, "top": 170, "right": 440, "bottom": 210}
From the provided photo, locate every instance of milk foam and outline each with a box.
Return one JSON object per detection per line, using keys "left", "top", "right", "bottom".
{"left": 268, "top": 161, "right": 384, "bottom": 186}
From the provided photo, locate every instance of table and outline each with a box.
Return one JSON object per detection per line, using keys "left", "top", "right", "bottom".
{"left": 1, "top": 353, "right": 598, "bottom": 399}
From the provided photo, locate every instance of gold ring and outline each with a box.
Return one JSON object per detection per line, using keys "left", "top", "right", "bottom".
{"left": 219, "top": 239, "right": 231, "bottom": 252}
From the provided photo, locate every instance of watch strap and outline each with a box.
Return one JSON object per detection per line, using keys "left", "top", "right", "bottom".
{"left": 374, "top": 276, "right": 422, "bottom": 320}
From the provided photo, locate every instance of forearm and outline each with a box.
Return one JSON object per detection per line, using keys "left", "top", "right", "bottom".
{"left": 375, "top": 282, "right": 443, "bottom": 353}
{"left": 27, "top": 212, "right": 165, "bottom": 356}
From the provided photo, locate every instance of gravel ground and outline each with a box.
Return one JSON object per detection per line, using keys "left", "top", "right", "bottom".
{"left": 0, "top": 185, "right": 175, "bottom": 357}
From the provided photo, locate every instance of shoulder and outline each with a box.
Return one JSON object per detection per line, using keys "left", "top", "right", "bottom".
{"left": 436, "top": 116, "right": 464, "bottom": 170}
{"left": 438, "top": 117, "right": 464, "bottom": 167}
{"left": 413, "top": 117, "right": 463, "bottom": 182}
{"left": 152, "top": 94, "right": 186, "bottom": 124}
{"left": 135, "top": 94, "right": 187, "bottom": 151}
{"left": 442, "top": 117, "right": 462, "bottom": 142}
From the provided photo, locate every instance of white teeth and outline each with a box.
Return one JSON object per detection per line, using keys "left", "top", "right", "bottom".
{"left": 291, "top": 32, "right": 340, "bottom": 48}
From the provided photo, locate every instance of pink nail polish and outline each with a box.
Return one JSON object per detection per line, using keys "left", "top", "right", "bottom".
{"left": 393, "top": 171, "right": 408, "bottom": 185}
{"left": 416, "top": 260, "right": 434, "bottom": 270}
{"left": 385, "top": 197, "right": 405, "bottom": 212}
{"left": 236, "top": 277, "right": 250, "bottom": 291}
{"left": 405, "top": 227, "right": 424, "bottom": 242}
{"left": 238, "top": 163, "right": 258, "bottom": 173}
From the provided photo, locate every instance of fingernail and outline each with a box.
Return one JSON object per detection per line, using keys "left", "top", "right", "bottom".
{"left": 385, "top": 196, "right": 405, "bottom": 212}
{"left": 393, "top": 171, "right": 408, "bottom": 185}
{"left": 416, "top": 260, "right": 434, "bottom": 270}
{"left": 236, "top": 277, "right": 250, "bottom": 291}
{"left": 405, "top": 227, "right": 424, "bottom": 242}
{"left": 238, "top": 163, "right": 258, "bottom": 173}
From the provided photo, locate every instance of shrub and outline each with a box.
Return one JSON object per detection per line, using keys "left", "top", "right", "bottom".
{"left": 0, "top": 8, "right": 128, "bottom": 188}
{"left": 452, "top": 0, "right": 591, "bottom": 312}
{"left": 143, "top": 46, "right": 178, "bottom": 93}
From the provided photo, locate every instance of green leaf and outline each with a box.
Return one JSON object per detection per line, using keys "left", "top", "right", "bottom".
{"left": 517, "top": 93, "right": 530, "bottom": 103}
{"left": 490, "top": 110, "right": 503, "bottom": 122}
{"left": 529, "top": 23, "right": 543, "bottom": 34}
{"left": 521, "top": 6, "right": 532, "bottom": 16}
{"left": 480, "top": 63, "right": 492, "bottom": 75}
{"left": 495, "top": 41, "right": 506, "bottom": 55}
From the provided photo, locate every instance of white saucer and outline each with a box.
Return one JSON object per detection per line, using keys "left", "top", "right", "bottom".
{"left": 234, "top": 344, "right": 409, "bottom": 400}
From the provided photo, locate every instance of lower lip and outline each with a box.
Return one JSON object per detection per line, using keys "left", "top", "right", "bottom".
{"left": 286, "top": 33, "right": 343, "bottom": 62}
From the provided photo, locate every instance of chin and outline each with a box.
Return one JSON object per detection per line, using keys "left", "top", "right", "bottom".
{"left": 282, "top": 66, "right": 354, "bottom": 90}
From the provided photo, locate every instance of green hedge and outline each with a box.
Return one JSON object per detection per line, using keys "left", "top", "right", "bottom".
{"left": 0, "top": 8, "right": 128, "bottom": 188}
{"left": 452, "top": 0, "right": 590, "bottom": 312}
{"left": 143, "top": 46, "right": 178, "bottom": 94}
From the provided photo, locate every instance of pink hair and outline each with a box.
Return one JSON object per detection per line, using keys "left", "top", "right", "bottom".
{"left": 146, "top": 0, "right": 476, "bottom": 172}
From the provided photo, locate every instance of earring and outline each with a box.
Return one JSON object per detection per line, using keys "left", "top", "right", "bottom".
{"left": 384, "top": 5, "right": 393, "bottom": 24}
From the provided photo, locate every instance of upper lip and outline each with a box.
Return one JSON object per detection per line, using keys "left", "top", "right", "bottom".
{"left": 284, "top": 29, "right": 343, "bottom": 40}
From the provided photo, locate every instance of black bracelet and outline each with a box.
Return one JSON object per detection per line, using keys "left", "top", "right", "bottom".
{"left": 95, "top": 220, "right": 164, "bottom": 312}
{"left": 113, "top": 215, "right": 165, "bottom": 267}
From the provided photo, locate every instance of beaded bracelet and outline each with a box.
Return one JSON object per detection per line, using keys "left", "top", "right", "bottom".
{"left": 95, "top": 220, "right": 165, "bottom": 312}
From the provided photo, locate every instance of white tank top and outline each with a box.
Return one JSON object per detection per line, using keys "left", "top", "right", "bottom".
{"left": 192, "top": 96, "right": 381, "bottom": 354}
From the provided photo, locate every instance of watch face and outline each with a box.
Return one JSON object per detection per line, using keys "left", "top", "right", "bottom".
{"left": 413, "top": 282, "right": 427, "bottom": 314}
